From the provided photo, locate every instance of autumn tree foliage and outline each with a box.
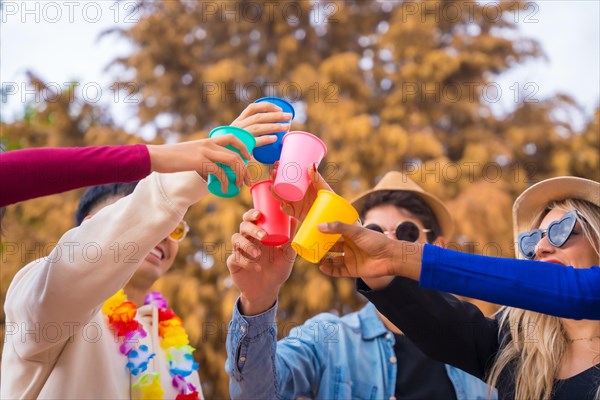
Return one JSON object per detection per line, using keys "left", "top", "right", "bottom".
{"left": 1, "top": 1, "right": 598, "bottom": 398}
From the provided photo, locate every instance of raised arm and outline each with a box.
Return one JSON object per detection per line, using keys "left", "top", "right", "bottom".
{"left": 226, "top": 300, "right": 326, "bottom": 399}
{"left": 225, "top": 209, "right": 327, "bottom": 398}
{"left": 225, "top": 209, "right": 294, "bottom": 398}
{"left": 4, "top": 171, "right": 207, "bottom": 360}
{"left": 0, "top": 119, "right": 280, "bottom": 207}
{"left": 420, "top": 245, "right": 600, "bottom": 320}
{"left": 0, "top": 145, "right": 150, "bottom": 207}
{"left": 317, "top": 222, "right": 600, "bottom": 320}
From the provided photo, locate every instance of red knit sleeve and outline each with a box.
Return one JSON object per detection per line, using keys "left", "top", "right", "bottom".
{"left": 0, "top": 144, "right": 151, "bottom": 207}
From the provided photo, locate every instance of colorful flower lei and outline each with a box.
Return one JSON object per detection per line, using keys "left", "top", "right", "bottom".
{"left": 102, "top": 290, "right": 200, "bottom": 400}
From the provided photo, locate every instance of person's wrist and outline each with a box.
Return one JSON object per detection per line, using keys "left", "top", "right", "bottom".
{"left": 388, "top": 240, "right": 404, "bottom": 275}
{"left": 389, "top": 241, "right": 423, "bottom": 280}
{"left": 146, "top": 144, "right": 163, "bottom": 172}
{"left": 239, "top": 291, "right": 279, "bottom": 316}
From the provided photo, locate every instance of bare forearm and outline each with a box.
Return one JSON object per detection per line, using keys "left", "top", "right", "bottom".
{"left": 239, "top": 291, "right": 279, "bottom": 316}
{"left": 147, "top": 144, "right": 175, "bottom": 173}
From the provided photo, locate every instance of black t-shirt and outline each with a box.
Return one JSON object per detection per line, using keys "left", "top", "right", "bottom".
{"left": 394, "top": 333, "right": 458, "bottom": 400}
{"left": 498, "top": 362, "right": 600, "bottom": 400}
{"left": 552, "top": 365, "right": 600, "bottom": 400}
{"left": 360, "top": 277, "right": 600, "bottom": 400}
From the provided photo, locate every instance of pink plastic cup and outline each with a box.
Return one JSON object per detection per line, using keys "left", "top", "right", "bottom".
{"left": 273, "top": 131, "right": 327, "bottom": 202}
{"left": 250, "top": 180, "right": 291, "bottom": 246}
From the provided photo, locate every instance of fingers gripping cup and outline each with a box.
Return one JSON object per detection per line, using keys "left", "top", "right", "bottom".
{"left": 291, "top": 190, "right": 359, "bottom": 263}
{"left": 252, "top": 97, "right": 295, "bottom": 164}
{"left": 207, "top": 126, "right": 256, "bottom": 198}
{"left": 250, "top": 180, "right": 291, "bottom": 246}
{"left": 273, "top": 131, "right": 327, "bottom": 202}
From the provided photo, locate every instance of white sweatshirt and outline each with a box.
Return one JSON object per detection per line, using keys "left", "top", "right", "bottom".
{"left": 2, "top": 172, "right": 207, "bottom": 399}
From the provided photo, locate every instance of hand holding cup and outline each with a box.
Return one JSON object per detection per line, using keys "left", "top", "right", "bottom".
{"left": 291, "top": 190, "right": 359, "bottom": 263}
{"left": 206, "top": 126, "right": 256, "bottom": 198}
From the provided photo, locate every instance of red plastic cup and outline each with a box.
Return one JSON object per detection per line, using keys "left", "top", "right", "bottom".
{"left": 273, "top": 131, "right": 327, "bottom": 201}
{"left": 250, "top": 180, "right": 291, "bottom": 246}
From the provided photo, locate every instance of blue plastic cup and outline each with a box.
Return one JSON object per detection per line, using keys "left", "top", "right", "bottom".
{"left": 207, "top": 126, "right": 256, "bottom": 198}
{"left": 252, "top": 97, "right": 295, "bottom": 164}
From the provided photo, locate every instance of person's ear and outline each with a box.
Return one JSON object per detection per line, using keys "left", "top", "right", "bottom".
{"left": 432, "top": 236, "right": 447, "bottom": 249}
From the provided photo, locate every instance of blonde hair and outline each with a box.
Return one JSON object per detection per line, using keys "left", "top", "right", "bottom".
{"left": 488, "top": 198, "right": 600, "bottom": 400}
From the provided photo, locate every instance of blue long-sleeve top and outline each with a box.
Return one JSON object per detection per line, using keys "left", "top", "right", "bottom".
{"left": 419, "top": 244, "right": 600, "bottom": 320}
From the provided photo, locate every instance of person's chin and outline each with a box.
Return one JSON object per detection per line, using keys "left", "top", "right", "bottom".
{"left": 138, "top": 257, "right": 164, "bottom": 278}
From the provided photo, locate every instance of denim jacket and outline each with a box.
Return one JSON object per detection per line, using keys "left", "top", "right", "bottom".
{"left": 226, "top": 301, "right": 494, "bottom": 400}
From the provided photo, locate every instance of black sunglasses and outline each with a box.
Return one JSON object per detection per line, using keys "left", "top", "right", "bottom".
{"left": 518, "top": 210, "right": 580, "bottom": 259}
{"left": 364, "top": 221, "right": 431, "bottom": 242}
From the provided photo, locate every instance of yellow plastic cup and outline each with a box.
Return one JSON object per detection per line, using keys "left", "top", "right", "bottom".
{"left": 291, "top": 190, "right": 359, "bottom": 263}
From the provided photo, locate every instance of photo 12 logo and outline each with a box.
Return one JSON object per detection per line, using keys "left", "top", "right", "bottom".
{"left": 401, "top": 81, "right": 540, "bottom": 105}
{"left": 1, "top": 241, "right": 140, "bottom": 264}
{"left": 195, "top": 1, "right": 339, "bottom": 24}
{"left": 1, "top": 1, "right": 340, "bottom": 24}
{"left": 1, "top": 81, "right": 141, "bottom": 105}
{"left": 1, "top": 1, "right": 139, "bottom": 24}
{"left": 200, "top": 82, "right": 339, "bottom": 104}
{"left": 398, "top": 1, "right": 540, "bottom": 24}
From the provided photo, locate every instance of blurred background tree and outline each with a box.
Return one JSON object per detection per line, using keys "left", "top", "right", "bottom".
{"left": 1, "top": 1, "right": 598, "bottom": 398}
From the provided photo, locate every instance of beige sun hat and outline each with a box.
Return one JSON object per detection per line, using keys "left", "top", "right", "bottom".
{"left": 350, "top": 171, "right": 453, "bottom": 238}
{"left": 512, "top": 176, "right": 600, "bottom": 243}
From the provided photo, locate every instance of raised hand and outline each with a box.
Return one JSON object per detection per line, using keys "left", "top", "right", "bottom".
{"left": 231, "top": 102, "right": 292, "bottom": 146}
{"left": 148, "top": 135, "right": 263, "bottom": 192}
{"left": 317, "top": 222, "right": 423, "bottom": 281}
{"left": 227, "top": 209, "right": 297, "bottom": 315}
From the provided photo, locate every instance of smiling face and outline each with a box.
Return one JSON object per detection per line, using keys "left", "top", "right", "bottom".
{"left": 534, "top": 208, "right": 598, "bottom": 269}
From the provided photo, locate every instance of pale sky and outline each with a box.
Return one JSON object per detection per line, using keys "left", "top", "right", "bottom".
{"left": 1, "top": 1, "right": 599, "bottom": 137}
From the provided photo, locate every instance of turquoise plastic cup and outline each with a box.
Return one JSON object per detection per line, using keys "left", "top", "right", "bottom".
{"left": 207, "top": 126, "right": 256, "bottom": 198}
{"left": 252, "top": 97, "right": 295, "bottom": 164}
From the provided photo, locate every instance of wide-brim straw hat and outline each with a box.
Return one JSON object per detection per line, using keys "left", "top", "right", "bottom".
{"left": 351, "top": 171, "right": 454, "bottom": 238}
{"left": 512, "top": 176, "right": 600, "bottom": 243}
